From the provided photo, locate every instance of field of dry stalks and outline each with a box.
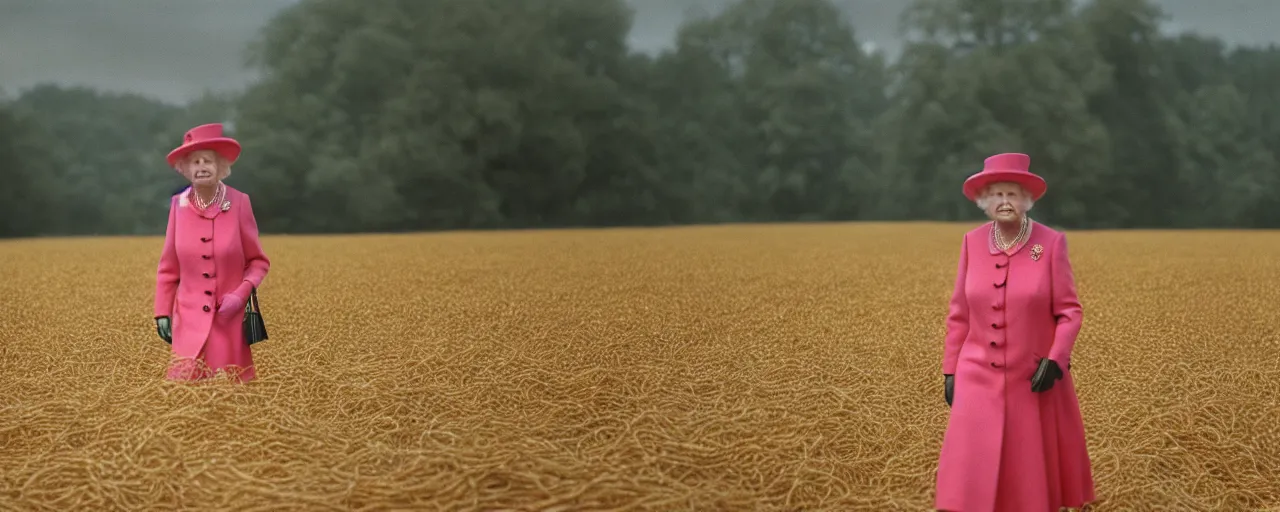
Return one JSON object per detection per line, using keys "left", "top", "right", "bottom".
{"left": 1, "top": 222, "right": 1279, "bottom": 511}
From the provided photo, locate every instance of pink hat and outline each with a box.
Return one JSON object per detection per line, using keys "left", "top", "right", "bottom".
{"left": 167, "top": 123, "right": 241, "bottom": 169}
{"left": 962, "top": 153, "right": 1047, "bottom": 201}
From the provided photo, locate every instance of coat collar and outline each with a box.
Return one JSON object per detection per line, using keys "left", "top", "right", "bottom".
{"left": 177, "top": 184, "right": 233, "bottom": 220}
{"left": 987, "top": 218, "right": 1036, "bottom": 256}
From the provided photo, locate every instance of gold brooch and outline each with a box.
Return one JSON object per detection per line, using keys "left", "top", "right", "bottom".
{"left": 1030, "top": 244, "right": 1043, "bottom": 261}
{"left": 220, "top": 201, "right": 231, "bottom": 212}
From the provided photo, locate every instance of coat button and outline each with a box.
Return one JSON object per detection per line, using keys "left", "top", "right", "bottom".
{"left": 994, "top": 281, "right": 1006, "bottom": 288}
{"left": 203, "top": 305, "right": 210, "bottom": 312}
{"left": 991, "top": 322, "right": 1003, "bottom": 329}
{"left": 202, "top": 255, "right": 211, "bottom": 259}
{"left": 201, "top": 237, "right": 210, "bottom": 242}
{"left": 990, "top": 361, "right": 1000, "bottom": 367}
{"left": 990, "top": 341, "right": 997, "bottom": 347}
{"left": 203, "top": 273, "right": 210, "bottom": 278}
{"left": 992, "top": 302, "right": 1004, "bottom": 310}
{"left": 995, "top": 263, "right": 1005, "bottom": 269}
{"left": 204, "top": 290, "right": 212, "bottom": 296}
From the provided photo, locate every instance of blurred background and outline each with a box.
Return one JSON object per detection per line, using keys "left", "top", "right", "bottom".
{"left": 1, "top": 0, "right": 1278, "bottom": 238}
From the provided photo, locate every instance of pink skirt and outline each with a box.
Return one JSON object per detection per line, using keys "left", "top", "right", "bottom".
{"left": 166, "top": 313, "right": 256, "bottom": 383}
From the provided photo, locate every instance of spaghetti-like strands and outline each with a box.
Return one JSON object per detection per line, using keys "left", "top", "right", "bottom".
{"left": 0, "top": 225, "right": 1278, "bottom": 510}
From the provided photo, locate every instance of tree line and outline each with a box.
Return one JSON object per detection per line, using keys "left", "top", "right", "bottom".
{"left": 3, "top": 0, "right": 1279, "bottom": 238}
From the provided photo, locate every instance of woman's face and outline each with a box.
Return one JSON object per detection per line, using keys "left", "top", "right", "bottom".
{"left": 981, "top": 182, "right": 1028, "bottom": 223}
{"left": 180, "top": 150, "right": 223, "bottom": 187}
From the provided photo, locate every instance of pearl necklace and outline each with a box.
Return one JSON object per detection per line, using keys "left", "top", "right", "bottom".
{"left": 192, "top": 183, "right": 224, "bottom": 211}
{"left": 993, "top": 215, "right": 1029, "bottom": 251}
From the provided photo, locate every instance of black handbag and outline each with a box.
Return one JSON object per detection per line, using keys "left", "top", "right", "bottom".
{"left": 243, "top": 287, "right": 268, "bottom": 345}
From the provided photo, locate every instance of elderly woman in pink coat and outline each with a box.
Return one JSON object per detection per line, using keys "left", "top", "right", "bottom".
{"left": 153, "top": 123, "right": 270, "bottom": 383}
{"left": 934, "top": 153, "right": 1095, "bottom": 511}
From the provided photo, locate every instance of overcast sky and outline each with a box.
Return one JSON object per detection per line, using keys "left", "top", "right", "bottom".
{"left": 1, "top": 0, "right": 1277, "bottom": 104}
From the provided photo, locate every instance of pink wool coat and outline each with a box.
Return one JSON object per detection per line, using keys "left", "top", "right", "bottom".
{"left": 154, "top": 185, "right": 270, "bottom": 383}
{"left": 935, "top": 220, "right": 1095, "bottom": 512}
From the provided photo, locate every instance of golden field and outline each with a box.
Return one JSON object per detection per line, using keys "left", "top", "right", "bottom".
{"left": 1, "top": 222, "right": 1278, "bottom": 511}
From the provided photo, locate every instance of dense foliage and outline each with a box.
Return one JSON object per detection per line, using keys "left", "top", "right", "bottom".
{"left": 4, "top": 0, "right": 1279, "bottom": 237}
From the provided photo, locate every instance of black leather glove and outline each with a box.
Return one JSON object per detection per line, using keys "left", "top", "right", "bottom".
{"left": 944, "top": 374, "right": 955, "bottom": 407}
{"left": 1031, "top": 358, "right": 1063, "bottom": 392}
{"left": 155, "top": 316, "right": 173, "bottom": 344}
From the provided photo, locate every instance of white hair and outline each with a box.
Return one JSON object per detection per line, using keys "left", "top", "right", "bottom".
{"left": 975, "top": 182, "right": 1034, "bottom": 212}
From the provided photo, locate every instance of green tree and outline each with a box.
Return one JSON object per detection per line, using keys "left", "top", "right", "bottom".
{"left": 4, "top": 0, "right": 1280, "bottom": 237}
{"left": 1168, "top": 84, "right": 1277, "bottom": 227}
{"left": 1079, "top": 0, "right": 1187, "bottom": 228}
{"left": 650, "top": 0, "right": 887, "bottom": 222}
{"left": 0, "top": 101, "right": 63, "bottom": 237}
{"left": 8, "top": 85, "right": 182, "bottom": 234}
{"left": 1225, "top": 45, "right": 1280, "bottom": 227}
{"left": 234, "top": 0, "right": 668, "bottom": 232}
{"left": 880, "top": 0, "right": 1112, "bottom": 226}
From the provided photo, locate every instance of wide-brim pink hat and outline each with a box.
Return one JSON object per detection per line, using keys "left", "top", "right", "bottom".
{"left": 962, "top": 152, "right": 1047, "bottom": 201}
{"left": 167, "top": 123, "right": 241, "bottom": 169}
